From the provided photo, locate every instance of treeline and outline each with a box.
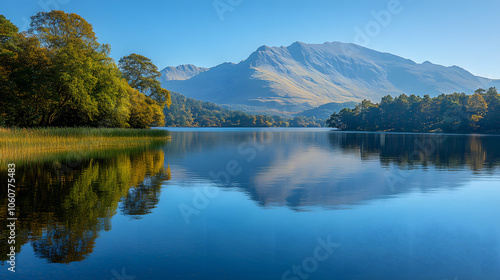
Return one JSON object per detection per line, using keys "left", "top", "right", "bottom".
{"left": 327, "top": 88, "right": 500, "bottom": 133}
{"left": 0, "top": 12, "right": 170, "bottom": 128}
{"left": 297, "top": 101, "right": 357, "bottom": 120}
{"left": 165, "top": 92, "right": 324, "bottom": 127}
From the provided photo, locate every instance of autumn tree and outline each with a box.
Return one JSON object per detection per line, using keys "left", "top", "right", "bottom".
{"left": 466, "top": 93, "right": 488, "bottom": 130}
{"left": 119, "top": 53, "right": 170, "bottom": 128}
{"left": 0, "top": 15, "right": 57, "bottom": 126}
{"left": 119, "top": 53, "right": 171, "bottom": 108}
{"left": 0, "top": 15, "right": 19, "bottom": 53}
{"left": 127, "top": 83, "right": 165, "bottom": 128}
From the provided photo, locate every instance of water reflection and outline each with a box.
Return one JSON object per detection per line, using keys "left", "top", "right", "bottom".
{"left": 165, "top": 130, "right": 500, "bottom": 210}
{"left": 329, "top": 132, "right": 500, "bottom": 171}
{"left": 1, "top": 129, "right": 499, "bottom": 274}
{"left": 0, "top": 145, "right": 170, "bottom": 264}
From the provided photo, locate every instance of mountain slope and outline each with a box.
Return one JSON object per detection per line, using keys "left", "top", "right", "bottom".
{"left": 161, "top": 64, "right": 208, "bottom": 81}
{"left": 160, "top": 41, "right": 499, "bottom": 114}
{"left": 296, "top": 101, "right": 358, "bottom": 120}
{"left": 164, "top": 92, "right": 324, "bottom": 127}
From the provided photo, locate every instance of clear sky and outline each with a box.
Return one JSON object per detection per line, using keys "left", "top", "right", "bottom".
{"left": 2, "top": 0, "right": 499, "bottom": 78}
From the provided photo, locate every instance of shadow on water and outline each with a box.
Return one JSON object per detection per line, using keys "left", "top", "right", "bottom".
{"left": 0, "top": 143, "right": 171, "bottom": 264}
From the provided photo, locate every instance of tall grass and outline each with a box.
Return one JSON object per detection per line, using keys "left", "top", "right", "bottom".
{"left": 0, "top": 127, "right": 170, "bottom": 164}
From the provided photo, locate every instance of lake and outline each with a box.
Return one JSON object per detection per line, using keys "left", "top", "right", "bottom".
{"left": 1, "top": 128, "right": 500, "bottom": 280}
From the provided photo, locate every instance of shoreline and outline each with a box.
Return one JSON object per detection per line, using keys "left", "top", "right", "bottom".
{"left": 0, "top": 127, "right": 170, "bottom": 164}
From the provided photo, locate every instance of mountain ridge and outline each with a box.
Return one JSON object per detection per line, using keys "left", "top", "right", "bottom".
{"left": 160, "top": 41, "right": 499, "bottom": 114}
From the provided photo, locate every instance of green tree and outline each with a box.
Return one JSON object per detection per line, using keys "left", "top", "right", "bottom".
{"left": 0, "top": 15, "right": 19, "bottom": 55}
{"left": 25, "top": 11, "right": 127, "bottom": 126}
{"left": 127, "top": 83, "right": 165, "bottom": 128}
{"left": 0, "top": 16, "right": 57, "bottom": 127}
{"left": 119, "top": 53, "right": 171, "bottom": 108}
{"left": 466, "top": 93, "right": 488, "bottom": 130}
{"left": 326, "top": 112, "right": 344, "bottom": 129}
{"left": 328, "top": 89, "right": 500, "bottom": 133}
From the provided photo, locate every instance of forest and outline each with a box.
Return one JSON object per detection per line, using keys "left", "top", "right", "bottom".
{"left": 327, "top": 88, "right": 500, "bottom": 133}
{"left": 165, "top": 92, "right": 325, "bottom": 127}
{"left": 0, "top": 12, "right": 169, "bottom": 128}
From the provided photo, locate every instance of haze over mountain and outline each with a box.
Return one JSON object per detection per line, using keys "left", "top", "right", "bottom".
{"left": 160, "top": 41, "right": 500, "bottom": 114}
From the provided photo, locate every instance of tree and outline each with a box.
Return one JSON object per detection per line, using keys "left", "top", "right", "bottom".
{"left": 0, "top": 15, "right": 19, "bottom": 54}
{"left": 0, "top": 11, "right": 128, "bottom": 126}
{"left": 0, "top": 34, "right": 54, "bottom": 126}
{"left": 29, "top": 10, "right": 105, "bottom": 52}
{"left": 20, "top": 11, "right": 128, "bottom": 127}
{"left": 327, "top": 89, "right": 500, "bottom": 133}
{"left": 0, "top": 15, "right": 57, "bottom": 127}
{"left": 326, "top": 112, "right": 344, "bottom": 129}
{"left": 119, "top": 53, "right": 171, "bottom": 128}
{"left": 1, "top": 12, "right": 170, "bottom": 128}
{"left": 119, "top": 53, "right": 171, "bottom": 108}
{"left": 466, "top": 93, "right": 488, "bottom": 130}
{"left": 127, "top": 84, "right": 165, "bottom": 128}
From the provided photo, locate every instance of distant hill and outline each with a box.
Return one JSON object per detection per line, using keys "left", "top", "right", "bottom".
{"left": 296, "top": 101, "right": 358, "bottom": 120}
{"left": 160, "top": 41, "right": 499, "bottom": 114}
{"left": 164, "top": 92, "right": 324, "bottom": 127}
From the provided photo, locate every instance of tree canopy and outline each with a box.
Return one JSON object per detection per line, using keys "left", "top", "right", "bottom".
{"left": 327, "top": 88, "right": 500, "bottom": 134}
{"left": 0, "top": 11, "right": 169, "bottom": 128}
{"left": 119, "top": 53, "right": 171, "bottom": 108}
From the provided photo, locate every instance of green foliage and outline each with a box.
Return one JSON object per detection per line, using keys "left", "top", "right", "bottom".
{"left": 327, "top": 88, "right": 500, "bottom": 133}
{"left": 128, "top": 84, "right": 166, "bottom": 128}
{"left": 0, "top": 33, "right": 53, "bottom": 126}
{"left": 0, "top": 147, "right": 170, "bottom": 263}
{"left": 165, "top": 92, "right": 324, "bottom": 127}
{"left": 118, "top": 53, "right": 172, "bottom": 128}
{"left": 0, "top": 15, "right": 19, "bottom": 53}
{"left": 119, "top": 53, "right": 171, "bottom": 108}
{"left": 0, "top": 12, "right": 167, "bottom": 128}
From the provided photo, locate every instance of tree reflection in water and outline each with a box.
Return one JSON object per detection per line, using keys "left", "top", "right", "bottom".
{"left": 329, "top": 132, "right": 500, "bottom": 171}
{"left": 0, "top": 146, "right": 170, "bottom": 264}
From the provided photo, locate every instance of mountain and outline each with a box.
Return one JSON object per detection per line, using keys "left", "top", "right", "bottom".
{"left": 160, "top": 41, "right": 499, "bottom": 114}
{"left": 161, "top": 64, "right": 208, "bottom": 81}
{"left": 296, "top": 101, "right": 358, "bottom": 120}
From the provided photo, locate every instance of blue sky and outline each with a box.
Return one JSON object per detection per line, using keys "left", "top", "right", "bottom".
{"left": 2, "top": 0, "right": 499, "bottom": 78}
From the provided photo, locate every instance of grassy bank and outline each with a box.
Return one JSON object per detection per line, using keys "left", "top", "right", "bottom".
{"left": 0, "top": 127, "right": 170, "bottom": 164}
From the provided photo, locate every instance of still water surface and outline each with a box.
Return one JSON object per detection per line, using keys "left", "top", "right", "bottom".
{"left": 1, "top": 128, "right": 500, "bottom": 280}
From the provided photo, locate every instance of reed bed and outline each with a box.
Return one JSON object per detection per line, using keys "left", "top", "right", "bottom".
{"left": 0, "top": 127, "right": 170, "bottom": 164}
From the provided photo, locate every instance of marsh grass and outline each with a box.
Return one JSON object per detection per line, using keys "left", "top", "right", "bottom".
{"left": 0, "top": 127, "right": 170, "bottom": 164}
